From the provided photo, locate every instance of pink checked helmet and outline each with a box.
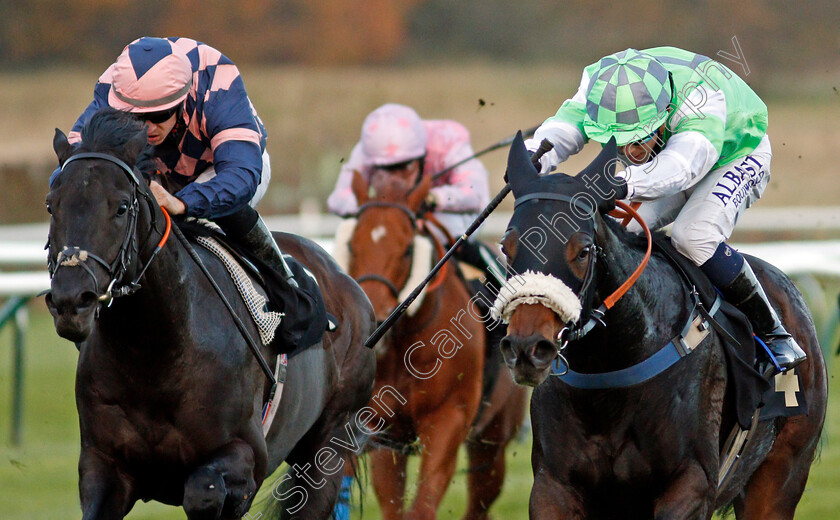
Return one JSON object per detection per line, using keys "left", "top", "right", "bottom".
{"left": 361, "top": 103, "right": 427, "bottom": 167}
{"left": 108, "top": 37, "right": 193, "bottom": 113}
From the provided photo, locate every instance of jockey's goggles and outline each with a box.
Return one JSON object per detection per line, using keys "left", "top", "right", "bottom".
{"left": 625, "top": 129, "right": 658, "bottom": 148}
{"left": 136, "top": 105, "right": 180, "bottom": 124}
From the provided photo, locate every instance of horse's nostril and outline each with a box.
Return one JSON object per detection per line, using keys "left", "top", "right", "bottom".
{"left": 500, "top": 337, "right": 512, "bottom": 353}
{"left": 77, "top": 291, "right": 99, "bottom": 309}
{"left": 533, "top": 338, "right": 559, "bottom": 362}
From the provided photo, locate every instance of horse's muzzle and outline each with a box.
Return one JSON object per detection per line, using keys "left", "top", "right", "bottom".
{"left": 499, "top": 333, "right": 558, "bottom": 387}
{"left": 45, "top": 284, "right": 100, "bottom": 342}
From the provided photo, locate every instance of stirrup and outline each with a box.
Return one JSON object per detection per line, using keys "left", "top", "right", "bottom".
{"left": 760, "top": 333, "right": 807, "bottom": 372}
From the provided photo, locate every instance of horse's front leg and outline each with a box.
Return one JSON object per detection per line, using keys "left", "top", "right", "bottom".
{"left": 406, "top": 405, "right": 473, "bottom": 520}
{"left": 183, "top": 440, "right": 259, "bottom": 520}
{"left": 370, "top": 447, "right": 409, "bottom": 520}
{"left": 653, "top": 462, "right": 715, "bottom": 520}
{"left": 79, "top": 448, "right": 136, "bottom": 520}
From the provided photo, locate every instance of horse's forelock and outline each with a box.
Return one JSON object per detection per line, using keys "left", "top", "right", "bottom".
{"left": 77, "top": 107, "right": 151, "bottom": 168}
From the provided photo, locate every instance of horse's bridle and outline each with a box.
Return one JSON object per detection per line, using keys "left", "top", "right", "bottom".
{"left": 512, "top": 194, "right": 651, "bottom": 348}
{"left": 48, "top": 152, "right": 171, "bottom": 307}
{"left": 352, "top": 201, "right": 419, "bottom": 298}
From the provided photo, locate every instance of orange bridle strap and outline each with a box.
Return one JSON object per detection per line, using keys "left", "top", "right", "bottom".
{"left": 603, "top": 201, "right": 651, "bottom": 309}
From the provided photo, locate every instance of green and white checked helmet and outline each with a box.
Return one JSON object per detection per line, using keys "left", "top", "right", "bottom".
{"left": 582, "top": 49, "right": 673, "bottom": 145}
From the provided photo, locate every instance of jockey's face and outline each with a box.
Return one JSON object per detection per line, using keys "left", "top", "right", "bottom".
{"left": 618, "top": 124, "right": 665, "bottom": 165}
{"left": 141, "top": 113, "right": 178, "bottom": 146}
{"left": 135, "top": 104, "right": 181, "bottom": 146}
{"left": 370, "top": 158, "right": 422, "bottom": 194}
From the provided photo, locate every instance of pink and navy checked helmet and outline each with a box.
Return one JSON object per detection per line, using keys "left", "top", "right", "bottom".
{"left": 361, "top": 103, "right": 427, "bottom": 167}
{"left": 108, "top": 37, "right": 193, "bottom": 113}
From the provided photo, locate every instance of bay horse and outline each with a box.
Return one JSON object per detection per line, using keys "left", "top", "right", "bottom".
{"left": 494, "top": 133, "right": 827, "bottom": 519}
{"left": 343, "top": 170, "right": 527, "bottom": 519}
{"left": 45, "top": 108, "right": 376, "bottom": 519}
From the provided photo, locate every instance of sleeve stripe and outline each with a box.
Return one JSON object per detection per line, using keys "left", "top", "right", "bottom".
{"left": 210, "top": 128, "right": 261, "bottom": 150}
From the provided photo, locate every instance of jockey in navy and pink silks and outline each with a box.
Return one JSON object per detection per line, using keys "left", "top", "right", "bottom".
{"left": 52, "top": 36, "right": 298, "bottom": 287}
{"left": 327, "top": 103, "right": 505, "bottom": 286}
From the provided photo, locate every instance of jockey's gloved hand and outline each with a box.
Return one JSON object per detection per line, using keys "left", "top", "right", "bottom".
{"left": 506, "top": 138, "right": 553, "bottom": 183}
{"left": 419, "top": 192, "right": 438, "bottom": 214}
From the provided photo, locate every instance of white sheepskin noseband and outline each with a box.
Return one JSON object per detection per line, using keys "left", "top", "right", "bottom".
{"left": 491, "top": 270, "right": 582, "bottom": 324}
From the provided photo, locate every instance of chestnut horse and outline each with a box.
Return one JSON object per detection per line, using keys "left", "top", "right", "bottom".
{"left": 342, "top": 171, "right": 527, "bottom": 519}
{"left": 45, "top": 108, "right": 376, "bottom": 519}
{"left": 494, "top": 134, "right": 827, "bottom": 519}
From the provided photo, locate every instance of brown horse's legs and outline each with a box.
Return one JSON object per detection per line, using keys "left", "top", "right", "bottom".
{"left": 462, "top": 438, "right": 506, "bottom": 520}
{"left": 407, "top": 408, "right": 473, "bottom": 520}
{"left": 733, "top": 416, "right": 820, "bottom": 520}
{"left": 79, "top": 448, "right": 136, "bottom": 520}
{"left": 370, "top": 448, "right": 409, "bottom": 520}
{"left": 463, "top": 369, "right": 527, "bottom": 520}
{"left": 183, "top": 440, "right": 258, "bottom": 520}
{"left": 652, "top": 462, "right": 714, "bottom": 520}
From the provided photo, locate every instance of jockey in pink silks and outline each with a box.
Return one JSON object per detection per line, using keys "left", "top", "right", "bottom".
{"left": 328, "top": 103, "right": 506, "bottom": 286}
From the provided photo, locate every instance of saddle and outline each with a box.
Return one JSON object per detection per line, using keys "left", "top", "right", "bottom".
{"left": 180, "top": 220, "right": 329, "bottom": 357}
{"left": 654, "top": 237, "right": 808, "bottom": 426}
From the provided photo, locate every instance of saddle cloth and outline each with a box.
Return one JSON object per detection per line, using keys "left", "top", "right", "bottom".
{"left": 655, "top": 237, "right": 807, "bottom": 427}
{"left": 183, "top": 221, "right": 329, "bottom": 357}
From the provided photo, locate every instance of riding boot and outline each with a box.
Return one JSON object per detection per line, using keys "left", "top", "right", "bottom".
{"left": 722, "top": 261, "right": 806, "bottom": 371}
{"left": 215, "top": 206, "right": 298, "bottom": 288}
{"left": 240, "top": 217, "right": 299, "bottom": 288}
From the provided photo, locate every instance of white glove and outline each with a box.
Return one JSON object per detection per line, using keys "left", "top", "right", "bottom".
{"left": 524, "top": 137, "right": 556, "bottom": 174}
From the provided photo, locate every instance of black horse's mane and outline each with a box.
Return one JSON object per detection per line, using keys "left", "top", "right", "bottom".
{"left": 601, "top": 211, "right": 668, "bottom": 250}
{"left": 78, "top": 107, "right": 157, "bottom": 179}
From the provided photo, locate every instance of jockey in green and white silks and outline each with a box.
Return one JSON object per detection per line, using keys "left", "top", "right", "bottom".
{"left": 526, "top": 46, "right": 805, "bottom": 372}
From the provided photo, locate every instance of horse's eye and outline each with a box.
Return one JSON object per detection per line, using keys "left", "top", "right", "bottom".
{"left": 45, "top": 201, "right": 52, "bottom": 215}
{"left": 577, "top": 247, "right": 590, "bottom": 261}
{"left": 404, "top": 245, "right": 414, "bottom": 258}
{"left": 116, "top": 202, "right": 129, "bottom": 216}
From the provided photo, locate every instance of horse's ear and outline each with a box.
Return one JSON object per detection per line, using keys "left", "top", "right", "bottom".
{"left": 123, "top": 128, "right": 148, "bottom": 163}
{"left": 53, "top": 128, "right": 72, "bottom": 164}
{"left": 506, "top": 130, "right": 539, "bottom": 195}
{"left": 407, "top": 172, "right": 432, "bottom": 212}
{"left": 351, "top": 170, "right": 369, "bottom": 206}
{"left": 578, "top": 137, "right": 618, "bottom": 179}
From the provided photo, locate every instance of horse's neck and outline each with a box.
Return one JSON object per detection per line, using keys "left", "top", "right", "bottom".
{"left": 576, "top": 223, "right": 688, "bottom": 368}
{"left": 98, "top": 217, "right": 195, "bottom": 355}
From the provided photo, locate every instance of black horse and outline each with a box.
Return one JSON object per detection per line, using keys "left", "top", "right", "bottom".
{"left": 495, "top": 133, "right": 827, "bottom": 519}
{"left": 45, "top": 108, "right": 376, "bottom": 519}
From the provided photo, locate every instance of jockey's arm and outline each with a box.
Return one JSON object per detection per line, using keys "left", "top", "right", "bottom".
{"left": 326, "top": 143, "right": 367, "bottom": 217}
{"left": 619, "top": 131, "right": 720, "bottom": 201}
{"left": 429, "top": 143, "right": 491, "bottom": 213}
{"left": 174, "top": 139, "right": 262, "bottom": 219}
{"left": 619, "top": 85, "right": 726, "bottom": 201}
{"left": 524, "top": 68, "right": 591, "bottom": 173}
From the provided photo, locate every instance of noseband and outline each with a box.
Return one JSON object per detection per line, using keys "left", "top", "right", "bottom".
{"left": 510, "top": 194, "right": 651, "bottom": 347}
{"left": 49, "top": 152, "right": 171, "bottom": 306}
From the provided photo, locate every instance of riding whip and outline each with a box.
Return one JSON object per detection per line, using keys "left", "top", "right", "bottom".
{"left": 431, "top": 125, "right": 540, "bottom": 181}
{"left": 365, "top": 135, "right": 554, "bottom": 348}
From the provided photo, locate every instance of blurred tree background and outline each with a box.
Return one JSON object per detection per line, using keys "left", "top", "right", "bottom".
{"left": 0, "top": 0, "right": 838, "bottom": 221}
{"left": 3, "top": 0, "right": 838, "bottom": 78}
